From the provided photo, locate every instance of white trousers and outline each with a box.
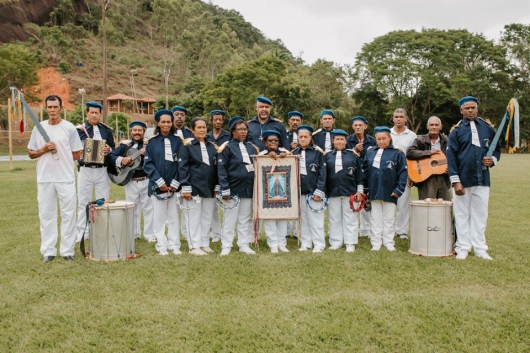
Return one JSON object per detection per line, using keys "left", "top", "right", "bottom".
{"left": 183, "top": 197, "right": 215, "bottom": 249}
{"left": 395, "top": 186, "right": 411, "bottom": 234}
{"left": 300, "top": 194, "right": 325, "bottom": 250}
{"left": 76, "top": 167, "right": 110, "bottom": 238}
{"left": 152, "top": 195, "right": 180, "bottom": 252}
{"left": 359, "top": 209, "right": 371, "bottom": 236}
{"left": 125, "top": 178, "right": 154, "bottom": 239}
{"left": 370, "top": 200, "right": 396, "bottom": 248}
{"left": 210, "top": 203, "right": 222, "bottom": 237}
{"left": 38, "top": 182, "right": 77, "bottom": 257}
{"left": 328, "top": 196, "right": 358, "bottom": 247}
{"left": 263, "top": 220, "right": 288, "bottom": 248}
{"left": 180, "top": 208, "right": 188, "bottom": 240}
{"left": 221, "top": 198, "right": 252, "bottom": 249}
{"left": 286, "top": 220, "right": 298, "bottom": 237}
{"left": 453, "top": 186, "right": 490, "bottom": 254}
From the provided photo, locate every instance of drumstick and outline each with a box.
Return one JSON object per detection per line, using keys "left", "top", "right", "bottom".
{"left": 104, "top": 200, "right": 116, "bottom": 204}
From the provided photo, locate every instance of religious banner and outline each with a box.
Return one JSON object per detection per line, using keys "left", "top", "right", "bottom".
{"left": 253, "top": 155, "right": 300, "bottom": 220}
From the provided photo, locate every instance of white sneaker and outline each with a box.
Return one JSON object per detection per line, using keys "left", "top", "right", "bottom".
{"left": 270, "top": 247, "right": 279, "bottom": 254}
{"left": 158, "top": 250, "right": 168, "bottom": 256}
{"left": 385, "top": 245, "right": 396, "bottom": 252}
{"left": 211, "top": 236, "right": 221, "bottom": 243}
{"left": 475, "top": 252, "right": 493, "bottom": 260}
{"left": 189, "top": 248, "right": 207, "bottom": 256}
{"left": 220, "top": 248, "right": 231, "bottom": 256}
{"left": 169, "top": 248, "right": 182, "bottom": 255}
{"left": 146, "top": 237, "right": 157, "bottom": 243}
{"left": 299, "top": 247, "right": 310, "bottom": 252}
{"left": 312, "top": 248, "right": 324, "bottom": 253}
{"left": 345, "top": 245, "right": 355, "bottom": 253}
{"left": 329, "top": 246, "right": 342, "bottom": 250}
{"left": 371, "top": 246, "right": 381, "bottom": 251}
{"left": 278, "top": 245, "right": 289, "bottom": 253}
{"left": 456, "top": 250, "right": 469, "bottom": 260}
{"left": 359, "top": 234, "right": 370, "bottom": 238}
{"left": 201, "top": 246, "right": 214, "bottom": 253}
{"left": 398, "top": 234, "right": 408, "bottom": 240}
{"left": 239, "top": 245, "right": 256, "bottom": 255}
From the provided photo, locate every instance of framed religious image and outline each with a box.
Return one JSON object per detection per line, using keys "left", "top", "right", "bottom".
{"left": 253, "top": 155, "right": 300, "bottom": 220}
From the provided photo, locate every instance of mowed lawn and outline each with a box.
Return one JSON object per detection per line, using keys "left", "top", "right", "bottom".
{"left": 0, "top": 155, "right": 529, "bottom": 352}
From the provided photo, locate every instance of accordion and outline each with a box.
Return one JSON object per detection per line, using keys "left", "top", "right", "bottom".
{"left": 80, "top": 138, "right": 106, "bottom": 165}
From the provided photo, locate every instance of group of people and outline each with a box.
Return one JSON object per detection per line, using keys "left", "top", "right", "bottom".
{"left": 28, "top": 94, "right": 500, "bottom": 262}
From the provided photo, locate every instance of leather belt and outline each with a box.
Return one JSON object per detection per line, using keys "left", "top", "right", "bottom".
{"left": 81, "top": 165, "right": 104, "bottom": 169}
{"left": 132, "top": 176, "right": 148, "bottom": 182}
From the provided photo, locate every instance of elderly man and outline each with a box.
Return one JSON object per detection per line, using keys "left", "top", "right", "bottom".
{"left": 313, "top": 110, "right": 336, "bottom": 153}
{"left": 447, "top": 96, "right": 500, "bottom": 260}
{"left": 206, "top": 109, "right": 230, "bottom": 243}
{"left": 347, "top": 116, "right": 376, "bottom": 238}
{"left": 390, "top": 108, "right": 417, "bottom": 240}
{"left": 76, "top": 101, "right": 115, "bottom": 241}
{"left": 172, "top": 105, "right": 193, "bottom": 139}
{"left": 247, "top": 96, "right": 289, "bottom": 151}
{"left": 406, "top": 116, "right": 451, "bottom": 200}
{"left": 108, "top": 121, "right": 155, "bottom": 242}
{"left": 28, "top": 95, "right": 83, "bottom": 262}
{"left": 286, "top": 111, "right": 304, "bottom": 150}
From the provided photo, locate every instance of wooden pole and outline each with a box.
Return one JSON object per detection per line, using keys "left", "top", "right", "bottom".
{"left": 40, "top": 104, "right": 43, "bottom": 121}
{"left": 8, "top": 98, "right": 13, "bottom": 170}
{"left": 102, "top": 0, "right": 108, "bottom": 124}
{"left": 64, "top": 108, "right": 67, "bottom": 121}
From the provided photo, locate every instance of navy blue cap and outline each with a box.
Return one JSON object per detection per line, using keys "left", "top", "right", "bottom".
{"left": 154, "top": 109, "right": 174, "bottom": 122}
{"left": 86, "top": 101, "right": 103, "bottom": 110}
{"left": 296, "top": 125, "right": 314, "bottom": 134}
{"left": 256, "top": 96, "right": 273, "bottom": 106}
{"left": 262, "top": 130, "right": 281, "bottom": 140}
{"left": 129, "top": 121, "right": 147, "bottom": 129}
{"left": 171, "top": 106, "right": 188, "bottom": 114}
{"left": 351, "top": 116, "right": 368, "bottom": 124}
{"left": 288, "top": 111, "right": 304, "bottom": 119}
{"left": 209, "top": 109, "right": 226, "bottom": 117}
{"left": 458, "top": 96, "right": 479, "bottom": 107}
{"left": 321, "top": 110, "right": 336, "bottom": 119}
{"left": 374, "top": 126, "right": 391, "bottom": 134}
{"left": 331, "top": 129, "right": 348, "bottom": 137}
{"left": 228, "top": 116, "right": 245, "bottom": 129}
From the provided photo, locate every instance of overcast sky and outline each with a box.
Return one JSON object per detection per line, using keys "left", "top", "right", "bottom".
{"left": 210, "top": 0, "right": 530, "bottom": 65}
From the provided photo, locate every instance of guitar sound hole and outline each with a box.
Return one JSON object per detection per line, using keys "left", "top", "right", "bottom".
{"left": 430, "top": 160, "right": 438, "bottom": 168}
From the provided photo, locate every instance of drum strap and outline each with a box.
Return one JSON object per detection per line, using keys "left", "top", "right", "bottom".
{"left": 350, "top": 194, "right": 367, "bottom": 212}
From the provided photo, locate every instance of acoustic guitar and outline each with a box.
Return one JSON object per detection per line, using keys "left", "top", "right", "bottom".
{"left": 108, "top": 148, "right": 143, "bottom": 186}
{"left": 407, "top": 154, "right": 447, "bottom": 183}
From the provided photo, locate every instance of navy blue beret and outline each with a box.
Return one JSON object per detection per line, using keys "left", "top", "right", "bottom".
{"left": 262, "top": 130, "right": 281, "bottom": 140}
{"left": 458, "top": 96, "right": 479, "bottom": 107}
{"left": 331, "top": 129, "right": 348, "bottom": 137}
{"left": 296, "top": 125, "right": 314, "bottom": 134}
{"left": 351, "top": 116, "right": 368, "bottom": 124}
{"left": 171, "top": 106, "right": 188, "bottom": 114}
{"left": 288, "top": 111, "right": 304, "bottom": 119}
{"left": 374, "top": 126, "right": 391, "bottom": 134}
{"left": 209, "top": 109, "right": 226, "bottom": 117}
{"left": 86, "top": 101, "right": 103, "bottom": 110}
{"left": 129, "top": 121, "right": 147, "bottom": 129}
{"left": 256, "top": 96, "right": 273, "bottom": 106}
{"left": 321, "top": 110, "right": 336, "bottom": 119}
{"left": 154, "top": 109, "right": 174, "bottom": 122}
{"left": 228, "top": 116, "right": 246, "bottom": 129}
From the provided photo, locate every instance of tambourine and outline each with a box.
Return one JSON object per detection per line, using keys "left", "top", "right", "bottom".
{"left": 216, "top": 193, "right": 240, "bottom": 211}
{"left": 350, "top": 193, "right": 367, "bottom": 212}
{"left": 151, "top": 185, "right": 173, "bottom": 201}
{"left": 176, "top": 192, "right": 201, "bottom": 210}
{"left": 306, "top": 193, "right": 329, "bottom": 213}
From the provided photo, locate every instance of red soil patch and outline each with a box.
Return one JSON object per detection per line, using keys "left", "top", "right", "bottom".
{"left": 28, "top": 67, "right": 74, "bottom": 111}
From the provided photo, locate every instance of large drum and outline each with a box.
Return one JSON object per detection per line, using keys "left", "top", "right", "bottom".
{"left": 409, "top": 200, "right": 454, "bottom": 257}
{"left": 89, "top": 201, "right": 136, "bottom": 261}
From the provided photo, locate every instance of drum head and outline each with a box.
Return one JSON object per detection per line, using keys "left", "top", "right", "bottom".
{"left": 95, "top": 200, "right": 135, "bottom": 209}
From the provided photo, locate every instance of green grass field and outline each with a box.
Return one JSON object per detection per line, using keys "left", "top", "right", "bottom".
{"left": 1, "top": 155, "right": 529, "bottom": 352}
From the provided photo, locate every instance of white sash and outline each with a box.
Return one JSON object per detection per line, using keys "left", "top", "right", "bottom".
{"left": 164, "top": 138, "right": 173, "bottom": 161}
{"left": 470, "top": 121, "right": 481, "bottom": 147}
{"left": 372, "top": 149, "right": 383, "bottom": 169}
{"left": 200, "top": 141, "right": 210, "bottom": 165}
{"left": 93, "top": 125, "right": 102, "bottom": 140}
{"left": 335, "top": 151, "right": 343, "bottom": 173}
{"left": 299, "top": 150, "right": 307, "bottom": 175}
{"left": 325, "top": 132, "right": 331, "bottom": 152}
{"left": 239, "top": 142, "right": 251, "bottom": 164}
{"left": 292, "top": 132, "right": 298, "bottom": 144}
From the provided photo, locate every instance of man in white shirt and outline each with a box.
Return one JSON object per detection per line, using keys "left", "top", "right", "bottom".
{"left": 28, "top": 95, "right": 83, "bottom": 263}
{"left": 390, "top": 108, "right": 417, "bottom": 239}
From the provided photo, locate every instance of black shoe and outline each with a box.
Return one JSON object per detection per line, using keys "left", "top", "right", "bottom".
{"left": 43, "top": 256, "right": 55, "bottom": 263}
{"left": 63, "top": 255, "right": 75, "bottom": 261}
